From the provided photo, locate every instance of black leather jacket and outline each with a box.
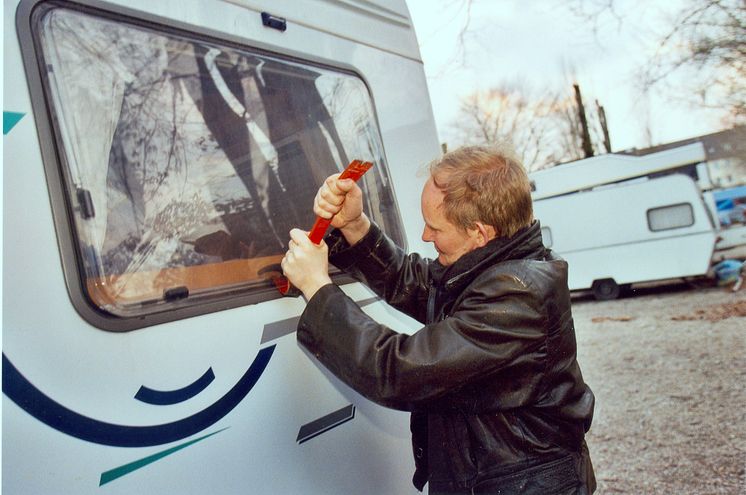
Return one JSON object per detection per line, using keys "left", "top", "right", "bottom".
{"left": 297, "top": 222, "right": 596, "bottom": 494}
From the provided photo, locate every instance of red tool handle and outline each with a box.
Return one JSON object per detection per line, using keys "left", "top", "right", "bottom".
{"left": 306, "top": 160, "right": 372, "bottom": 243}
{"left": 276, "top": 159, "right": 373, "bottom": 295}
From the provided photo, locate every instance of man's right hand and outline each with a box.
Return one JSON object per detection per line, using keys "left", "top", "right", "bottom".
{"left": 314, "top": 173, "right": 370, "bottom": 245}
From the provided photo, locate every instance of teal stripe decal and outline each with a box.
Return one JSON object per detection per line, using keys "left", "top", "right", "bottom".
{"left": 99, "top": 427, "right": 229, "bottom": 486}
{"left": 3, "top": 112, "right": 25, "bottom": 135}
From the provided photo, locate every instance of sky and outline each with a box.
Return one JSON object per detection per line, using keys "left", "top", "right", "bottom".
{"left": 406, "top": 0, "right": 730, "bottom": 153}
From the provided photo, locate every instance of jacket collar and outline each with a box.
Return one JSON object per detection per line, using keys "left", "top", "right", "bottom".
{"left": 431, "top": 220, "right": 546, "bottom": 291}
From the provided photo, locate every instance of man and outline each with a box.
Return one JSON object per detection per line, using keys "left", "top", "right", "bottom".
{"left": 281, "top": 146, "right": 596, "bottom": 494}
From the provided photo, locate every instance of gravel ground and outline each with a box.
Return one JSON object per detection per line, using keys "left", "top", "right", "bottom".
{"left": 572, "top": 282, "right": 746, "bottom": 494}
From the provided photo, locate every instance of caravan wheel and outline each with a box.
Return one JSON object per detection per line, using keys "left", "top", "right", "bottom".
{"left": 591, "top": 278, "right": 620, "bottom": 301}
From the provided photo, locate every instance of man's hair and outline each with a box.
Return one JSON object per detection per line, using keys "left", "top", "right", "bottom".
{"left": 427, "top": 145, "right": 534, "bottom": 238}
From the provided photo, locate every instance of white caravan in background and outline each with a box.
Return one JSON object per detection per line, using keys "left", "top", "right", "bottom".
{"left": 3, "top": 0, "right": 438, "bottom": 493}
{"left": 531, "top": 144, "right": 718, "bottom": 300}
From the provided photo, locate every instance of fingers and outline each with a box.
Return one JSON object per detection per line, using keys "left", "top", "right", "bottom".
{"left": 285, "top": 229, "right": 322, "bottom": 261}
{"left": 289, "top": 228, "right": 310, "bottom": 245}
{"left": 283, "top": 229, "right": 307, "bottom": 266}
{"left": 334, "top": 177, "right": 356, "bottom": 193}
{"left": 313, "top": 177, "right": 336, "bottom": 219}
{"left": 313, "top": 172, "right": 364, "bottom": 228}
{"left": 315, "top": 174, "right": 351, "bottom": 219}
{"left": 281, "top": 228, "right": 329, "bottom": 295}
{"left": 282, "top": 230, "right": 303, "bottom": 274}
{"left": 325, "top": 173, "right": 355, "bottom": 194}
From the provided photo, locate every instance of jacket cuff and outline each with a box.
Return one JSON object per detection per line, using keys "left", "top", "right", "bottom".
{"left": 326, "top": 221, "right": 384, "bottom": 271}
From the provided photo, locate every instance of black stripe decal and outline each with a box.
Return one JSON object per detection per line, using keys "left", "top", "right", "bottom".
{"left": 134, "top": 367, "right": 215, "bottom": 405}
{"left": 297, "top": 405, "right": 355, "bottom": 444}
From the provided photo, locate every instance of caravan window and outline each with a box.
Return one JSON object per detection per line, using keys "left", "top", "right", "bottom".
{"left": 647, "top": 203, "right": 695, "bottom": 232}
{"left": 32, "top": 5, "right": 404, "bottom": 324}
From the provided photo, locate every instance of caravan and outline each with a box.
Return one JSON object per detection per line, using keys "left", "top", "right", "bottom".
{"left": 531, "top": 144, "right": 718, "bottom": 300}
{"left": 3, "top": 0, "right": 439, "bottom": 493}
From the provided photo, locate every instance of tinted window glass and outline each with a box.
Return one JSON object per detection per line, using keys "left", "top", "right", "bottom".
{"left": 36, "top": 7, "right": 404, "bottom": 318}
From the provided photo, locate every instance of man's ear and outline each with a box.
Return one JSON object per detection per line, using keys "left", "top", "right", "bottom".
{"left": 472, "top": 222, "right": 497, "bottom": 247}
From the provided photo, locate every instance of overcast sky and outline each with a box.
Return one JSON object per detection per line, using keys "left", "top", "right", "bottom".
{"left": 406, "top": 0, "right": 729, "bottom": 152}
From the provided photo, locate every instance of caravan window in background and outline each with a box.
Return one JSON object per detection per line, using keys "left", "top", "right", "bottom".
{"left": 32, "top": 5, "right": 404, "bottom": 323}
{"left": 647, "top": 203, "right": 695, "bottom": 232}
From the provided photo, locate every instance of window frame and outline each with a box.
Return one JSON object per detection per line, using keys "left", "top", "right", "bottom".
{"left": 646, "top": 202, "right": 696, "bottom": 232}
{"left": 17, "top": 0, "right": 405, "bottom": 331}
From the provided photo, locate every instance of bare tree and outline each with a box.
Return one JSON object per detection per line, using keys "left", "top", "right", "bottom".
{"left": 644, "top": 0, "right": 745, "bottom": 125}
{"left": 568, "top": 0, "right": 746, "bottom": 126}
{"left": 448, "top": 81, "right": 605, "bottom": 170}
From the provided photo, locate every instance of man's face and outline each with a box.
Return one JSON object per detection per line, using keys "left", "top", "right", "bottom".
{"left": 420, "top": 176, "right": 483, "bottom": 266}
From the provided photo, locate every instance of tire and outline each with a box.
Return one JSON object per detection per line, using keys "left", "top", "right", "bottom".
{"left": 592, "top": 278, "right": 620, "bottom": 301}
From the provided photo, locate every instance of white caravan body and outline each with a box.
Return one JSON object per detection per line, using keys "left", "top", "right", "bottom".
{"left": 3, "top": 0, "right": 439, "bottom": 493}
{"left": 531, "top": 142, "right": 711, "bottom": 200}
{"left": 531, "top": 149, "right": 717, "bottom": 299}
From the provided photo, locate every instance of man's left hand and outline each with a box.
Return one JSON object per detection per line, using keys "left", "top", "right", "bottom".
{"left": 281, "top": 228, "right": 333, "bottom": 300}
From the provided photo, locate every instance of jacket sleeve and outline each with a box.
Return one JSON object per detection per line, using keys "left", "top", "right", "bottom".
{"left": 326, "top": 222, "right": 431, "bottom": 323}
{"left": 296, "top": 274, "right": 548, "bottom": 412}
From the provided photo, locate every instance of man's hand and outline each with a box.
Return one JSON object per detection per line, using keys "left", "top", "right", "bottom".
{"left": 281, "top": 229, "right": 332, "bottom": 300}
{"left": 314, "top": 174, "right": 371, "bottom": 245}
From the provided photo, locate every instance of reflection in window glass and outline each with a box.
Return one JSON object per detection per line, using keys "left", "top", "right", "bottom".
{"left": 36, "top": 7, "right": 404, "bottom": 317}
{"left": 647, "top": 203, "right": 695, "bottom": 232}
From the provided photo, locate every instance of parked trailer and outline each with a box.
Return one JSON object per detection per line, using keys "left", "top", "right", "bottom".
{"left": 3, "top": 0, "right": 439, "bottom": 493}
{"left": 531, "top": 148, "right": 717, "bottom": 300}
